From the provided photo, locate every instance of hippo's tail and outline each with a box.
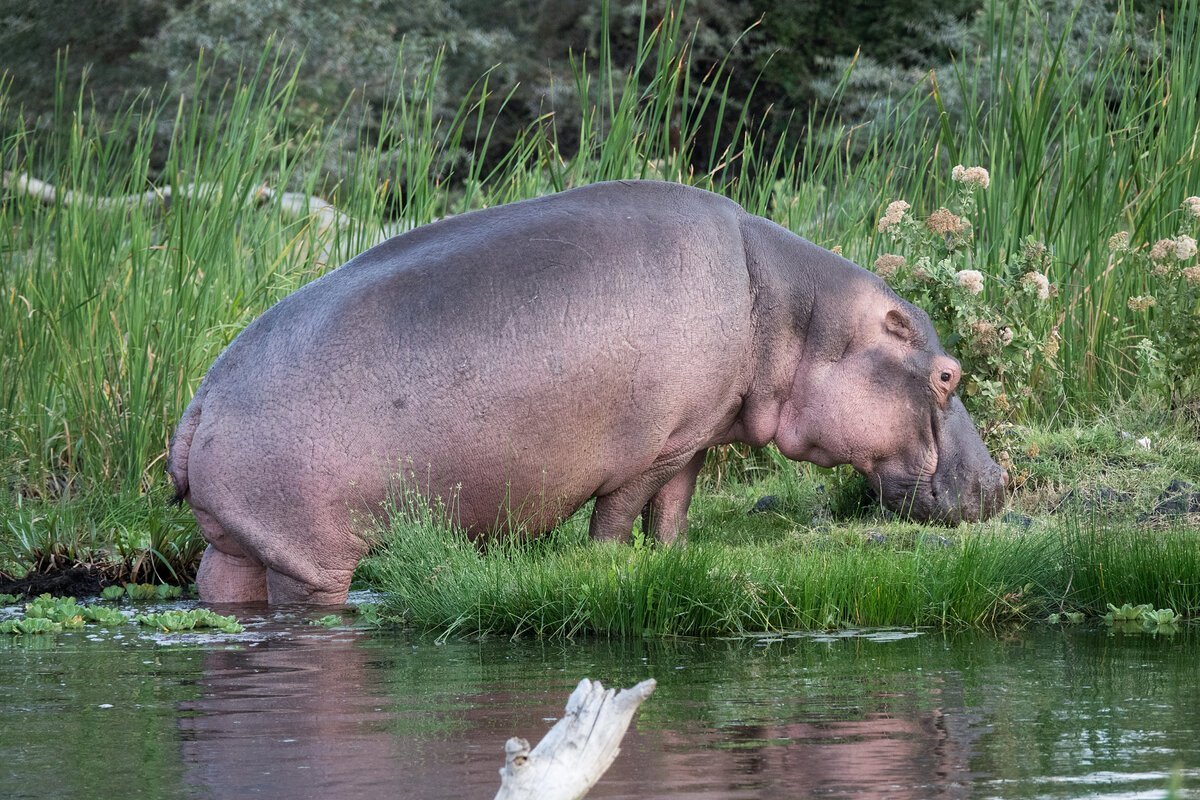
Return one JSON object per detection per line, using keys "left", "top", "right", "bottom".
{"left": 167, "top": 392, "right": 205, "bottom": 506}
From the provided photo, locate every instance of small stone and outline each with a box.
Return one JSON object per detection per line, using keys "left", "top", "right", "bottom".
{"left": 864, "top": 530, "right": 888, "bottom": 545}
{"left": 1135, "top": 437, "right": 1151, "bottom": 450}
{"left": 748, "top": 495, "right": 779, "bottom": 515}
{"left": 1001, "top": 512, "right": 1033, "bottom": 530}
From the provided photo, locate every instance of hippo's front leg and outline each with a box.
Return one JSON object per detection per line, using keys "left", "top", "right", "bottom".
{"left": 641, "top": 449, "right": 707, "bottom": 544}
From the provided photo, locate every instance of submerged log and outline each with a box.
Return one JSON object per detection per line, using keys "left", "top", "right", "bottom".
{"left": 494, "top": 677, "right": 656, "bottom": 800}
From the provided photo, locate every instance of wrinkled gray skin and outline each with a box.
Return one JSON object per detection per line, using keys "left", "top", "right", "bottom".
{"left": 169, "top": 181, "right": 1006, "bottom": 604}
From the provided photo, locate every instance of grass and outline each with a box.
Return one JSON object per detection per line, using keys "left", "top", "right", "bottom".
{"left": 363, "top": 517, "right": 1199, "bottom": 639}
{"left": 2, "top": 1, "right": 1199, "bottom": 610}
{"left": 358, "top": 418, "right": 1200, "bottom": 638}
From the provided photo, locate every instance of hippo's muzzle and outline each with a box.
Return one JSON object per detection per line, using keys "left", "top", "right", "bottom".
{"left": 873, "top": 396, "right": 1007, "bottom": 525}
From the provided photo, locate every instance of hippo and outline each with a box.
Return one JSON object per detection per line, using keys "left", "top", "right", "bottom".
{"left": 168, "top": 180, "right": 1006, "bottom": 604}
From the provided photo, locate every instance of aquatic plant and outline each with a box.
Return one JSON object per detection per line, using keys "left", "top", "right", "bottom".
{"left": 132, "top": 609, "right": 244, "bottom": 634}
{"left": 1104, "top": 602, "right": 1153, "bottom": 623}
{"left": 1, "top": 594, "right": 128, "bottom": 633}
{"left": 0, "top": 616, "right": 62, "bottom": 635}
{"left": 128, "top": 583, "right": 182, "bottom": 601}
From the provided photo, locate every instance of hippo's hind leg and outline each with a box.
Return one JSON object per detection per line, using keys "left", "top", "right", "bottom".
{"left": 589, "top": 449, "right": 705, "bottom": 544}
{"left": 193, "top": 509, "right": 268, "bottom": 603}
{"left": 641, "top": 449, "right": 707, "bottom": 545}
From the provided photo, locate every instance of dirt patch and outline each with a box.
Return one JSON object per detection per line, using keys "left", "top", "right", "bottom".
{"left": 0, "top": 566, "right": 115, "bottom": 600}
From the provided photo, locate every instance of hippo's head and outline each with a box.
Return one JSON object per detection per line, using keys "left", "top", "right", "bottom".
{"left": 776, "top": 290, "right": 1006, "bottom": 524}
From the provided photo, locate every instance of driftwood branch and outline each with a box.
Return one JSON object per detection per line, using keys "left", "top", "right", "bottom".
{"left": 2, "top": 170, "right": 419, "bottom": 260}
{"left": 494, "top": 677, "right": 656, "bottom": 800}
{"left": 3, "top": 170, "right": 352, "bottom": 233}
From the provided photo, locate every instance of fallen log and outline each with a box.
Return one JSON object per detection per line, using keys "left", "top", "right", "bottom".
{"left": 494, "top": 677, "right": 656, "bottom": 800}
{"left": 2, "top": 170, "right": 429, "bottom": 266}
{"left": 2, "top": 170, "right": 352, "bottom": 232}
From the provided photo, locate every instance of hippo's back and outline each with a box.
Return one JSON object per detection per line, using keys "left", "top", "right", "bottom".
{"left": 174, "top": 180, "right": 756, "bottom": 535}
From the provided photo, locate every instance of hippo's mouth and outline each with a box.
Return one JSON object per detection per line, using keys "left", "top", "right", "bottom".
{"left": 868, "top": 462, "right": 1006, "bottom": 525}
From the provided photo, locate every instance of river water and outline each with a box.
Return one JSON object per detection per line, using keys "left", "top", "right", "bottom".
{"left": 1, "top": 599, "right": 1196, "bottom": 799}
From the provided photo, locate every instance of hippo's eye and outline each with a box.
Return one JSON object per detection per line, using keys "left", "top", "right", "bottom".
{"left": 939, "top": 371, "right": 952, "bottom": 383}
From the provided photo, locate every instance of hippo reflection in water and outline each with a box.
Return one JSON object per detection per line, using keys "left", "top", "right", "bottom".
{"left": 168, "top": 181, "right": 1006, "bottom": 604}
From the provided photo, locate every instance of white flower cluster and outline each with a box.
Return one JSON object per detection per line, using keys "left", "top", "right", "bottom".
{"left": 1022, "top": 271, "right": 1052, "bottom": 300}
{"left": 951, "top": 164, "right": 991, "bottom": 189}
{"left": 1175, "top": 235, "right": 1198, "bottom": 260}
{"left": 1185, "top": 196, "right": 1200, "bottom": 219}
{"left": 955, "top": 269, "right": 985, "bottom": 295}
{"left": 1149, "top": 235, "right": 1198, "bottom": 262}
{"left": 877, "top": 200, "right": 911, "bottom": 232}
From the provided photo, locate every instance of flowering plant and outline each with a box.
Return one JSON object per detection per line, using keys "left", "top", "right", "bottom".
{"left": 1107, "top": 198, "right": 1200, "bottom": 400}
{"left": 871, "top": 165, "right": 1061, "bottom": 433}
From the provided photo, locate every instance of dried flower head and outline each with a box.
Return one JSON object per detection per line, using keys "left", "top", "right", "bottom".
{"left": 873, "top": 253, "right": 905, "bottom": 278}
{"left": 877, "top": 200, "right": 911, "bottom": 232}
{"left": 830, "top": 245, "right": 843, "bottom": 255}
{"left": 1107, "top": 231, "right": 1130, "bottom": 251}
{"left": 999, "top": 326, "right": 1014, "bottom": 346}
{"left": 1127, "top": 295, "right": 1156, "bottom": 312}
{"left": 1149, "top": 238, "right": 1174, "bottom": 262}
{"left": 951, "top": 164, "right": 991, "bottom": 189}
{"left": 1184, "top": 196, "right": 1200, "bottom": 219}
{"left": 1021, "top": 239, "right": 1049, "bottom": 266}
{"left": 1022, "top": 270, "right": 1052, "bottom": 301}
{"left": 927, "top": 208, "right": 971, "bottom": 238}
{"left": 912, "top": 256, "right": 932, "bottom": 282}
{"left": 955, "top": 269, "right": 985, "bottom": 295}
{"left": 1173, "top": 235, "right": 1197, "bottom": 261}
{"left": 1043, "top": 327, "right": 1061, "bottom": 360}
{"left": 1183, "top": 265, "right": 1200, "bottom": 285}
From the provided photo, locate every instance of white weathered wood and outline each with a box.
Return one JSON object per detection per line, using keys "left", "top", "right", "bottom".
{"left": 2, "top": 171, "right": 420, "bottom": 250}
{"left": 2, "top": 170, "right": 353, "bottom": 229}
{"left": 494, "top": 677, "right": 656, "bottom": 800}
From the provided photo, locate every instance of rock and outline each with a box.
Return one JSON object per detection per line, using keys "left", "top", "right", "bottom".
{"left": 1139, "top": 480, "right": 1200, "bottom": 522}
{"left": 864, "top": 530, "right": 888, "bottom": 545}
{"left": 1001, "top": 512, "right": 1033, "bottom": 529}
{"left": 748, "top": 495, "right": 780, "bottom": 515}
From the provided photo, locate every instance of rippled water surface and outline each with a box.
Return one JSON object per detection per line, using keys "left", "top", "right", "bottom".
{"left": 1, "top": 599, "right": 1196, "bottom": 799}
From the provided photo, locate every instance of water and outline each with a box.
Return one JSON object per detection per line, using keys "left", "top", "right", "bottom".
{"left": 1, "top": 600, "right": 1196, "bottom": 799}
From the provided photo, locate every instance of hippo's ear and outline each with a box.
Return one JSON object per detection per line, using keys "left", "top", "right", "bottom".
{"left": 883, "top": 308, "right": 916, "bottom": 344}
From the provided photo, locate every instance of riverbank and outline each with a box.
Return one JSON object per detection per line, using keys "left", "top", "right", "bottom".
{"left": 357, "top": 408, "right": 1200, "bottom": 637}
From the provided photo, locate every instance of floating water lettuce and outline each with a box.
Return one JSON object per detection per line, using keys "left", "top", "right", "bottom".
{"left": 0, "top": 616, "right": 62, "bottom": 635}
{"left": 102, "top": 583, "right": 184, "bottom": 602}
{"left": 24, "top": 594, "right": 87, "bottom": 628}
{"left": 1103, "top": 603, "right": 1153, "bottom": 624}
{"left": 133, "top": 609, "right": 244, "bottom": 634}
{"left": 0, "top": 593, "right": 21, "bottom": 605}
{"left": 1141, "top": 608, "right": 1182, "bottom": 625}
{"left": 83, "top": 605, "right": 127, "bottom": 626}
{"left": 312, "top": 614, "right": 343, "bottom": 627}
{"left": 352, "top": 603, "right": 386, "bottom": 627}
